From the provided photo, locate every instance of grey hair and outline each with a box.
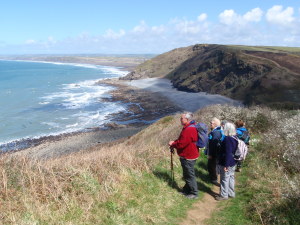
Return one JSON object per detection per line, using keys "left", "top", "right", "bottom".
{"left": 183, "top": 112, "right": 193, "bottom": 120}
{"left": 221, "top": 120, "right": 228, "bottom": 127}
{"left": 211, "top": 117, "right": 221, "bottom": 126}
{"left": 223, "top": 122, "right": 236, "bottom": 136}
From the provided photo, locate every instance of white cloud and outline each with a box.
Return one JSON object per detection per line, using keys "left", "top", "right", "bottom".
{"left": 151, "top": 25, "right": 165, "bottom": 34}
{"left": 47, "top": 36, "right": 56, "bottom": 44}
{"left": 197, "top": 13, "right": 207, "bottom": 22}
{"left": 133, "top": 20, "right": 147, "bottom": 33}
{"left": 2, "top": 5, "right": 300, "bottom": 54}
{"left": 219, "top": 8, "right": 263, "bottom": 25}
{"left": 103, "top": 29, "right": 126, "bottom": 39}
{"left": 243, "top": 8, "right": 263, "bottom": 22}
{"left": 219, "top": 9, "right": 238, "bottom": 25}
{"left": 266, "top": 5, "right": 295, "bottom": 26}
{"left": 175, "top": 19, "right": 201, "bottom": 34}
{"left": 25, "top": 39, "right": 36, "bottom": 44}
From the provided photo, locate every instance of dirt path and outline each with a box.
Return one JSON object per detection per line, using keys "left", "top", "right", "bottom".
{"left": 180, "top": 185, "right": 220, "bottom": 225}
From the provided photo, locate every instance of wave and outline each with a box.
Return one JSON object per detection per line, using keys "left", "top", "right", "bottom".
{"left": 0, "top": 102, "right": 126, "bottom": 151}
{"left": 40, "top": 78, "right": 115, "bottom": 109}
{"left": 0, "top": 60, "right": 130, "bottom": 152}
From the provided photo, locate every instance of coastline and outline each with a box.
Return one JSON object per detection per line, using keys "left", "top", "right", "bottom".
{"left": 11, "top": 78, "right": 183, "bottom": 159}
{"left": 4, "top": 57, "right": 182, "bottom": 159}
{"left": 0, "top": 55, "right": 151, "bottom": 71}
{"left": 3, "top": 56, "right": 240, "bottom": 160}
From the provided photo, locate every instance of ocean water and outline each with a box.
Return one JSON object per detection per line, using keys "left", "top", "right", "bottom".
{"left": 0, "top": 60, "right": 127, "bottom": 151}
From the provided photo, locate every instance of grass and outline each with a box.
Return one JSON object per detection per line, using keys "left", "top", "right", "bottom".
{"left": 1, "top": 104, "right": 299, "bottom": 224}
{"left": 226, "top": 45, "right": 300, "bottom": 54}
{"left": 0, "top": 115, "right": 209, "bottom": 224}
{"left": 205, "top": 154, "right": 256, "bottom": 225}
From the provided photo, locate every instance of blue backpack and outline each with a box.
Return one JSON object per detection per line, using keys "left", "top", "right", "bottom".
{"left": 189, "top": 123, "right": 209, "bottom": 148}
{"left": 237, "top": 128, "right": 250, "bottom": 145}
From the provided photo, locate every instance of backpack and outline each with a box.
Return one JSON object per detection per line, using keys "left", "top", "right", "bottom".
{"left": 237, "top": 129, "right": 250, "bottom": 145}
{"left": 232, "top": 136, "right": 248, "bottom": 161}
{"left": 216, "top": 129, "right": 225, "bottom": 148}
{"left": 189, "top": 123, "right": 209, "bottom": 148}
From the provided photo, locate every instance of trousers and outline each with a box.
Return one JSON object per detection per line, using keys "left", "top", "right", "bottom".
{"left": 180, "top": 157, "right": 198, "bottom": 196}
{"left": 207, "top": 157, "right": 218, "bottom": 181}
{"left": 219, "top": 165, "right": 236, "bottom": 198}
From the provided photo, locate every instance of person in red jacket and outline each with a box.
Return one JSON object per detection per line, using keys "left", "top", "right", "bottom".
{"left": 169, "top": 112, "right": 199, "bottom": 199}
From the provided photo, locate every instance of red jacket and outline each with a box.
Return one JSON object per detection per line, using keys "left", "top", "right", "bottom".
{"left": 171, "top": 122, "right": 199, "bottom": 160}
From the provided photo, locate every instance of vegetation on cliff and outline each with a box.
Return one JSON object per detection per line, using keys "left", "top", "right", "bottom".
{"left": 1, "top": 105, "right": 299, "bottom": 224}
{"left": 123, "top": 44, "right": 300, "bottom": 109}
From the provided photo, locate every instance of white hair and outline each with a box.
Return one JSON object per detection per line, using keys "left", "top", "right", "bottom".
{"left": 183, "top": 112, "right": 193, "bottom": 120}
{"left": 211, "top": 117, "right": 221, "bottom": 126}
{"left": 223, "top": 122, "right": 236, "bottom": 136}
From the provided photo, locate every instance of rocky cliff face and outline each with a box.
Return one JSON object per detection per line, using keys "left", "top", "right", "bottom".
{"left": 123, "top": 44, "right": 300, "bottom": 109}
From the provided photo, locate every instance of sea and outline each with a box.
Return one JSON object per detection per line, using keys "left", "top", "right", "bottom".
{"left": 0, "top": 60, "right": 128, "bottom": 151}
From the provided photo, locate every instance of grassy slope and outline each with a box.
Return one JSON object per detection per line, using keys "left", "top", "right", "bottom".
{"left": 0, "top": 105, "right": 299, "bottom": 224}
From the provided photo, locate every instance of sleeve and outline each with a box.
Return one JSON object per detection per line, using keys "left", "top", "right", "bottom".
{"left": 172, "top": 127, "right": 197, "bottom": 149}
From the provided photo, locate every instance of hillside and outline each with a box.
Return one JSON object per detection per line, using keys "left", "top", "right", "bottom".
{"left": 122, "top": 44, "right": 300, "bottom": 109}
{"left": 1, "top": 105, "right": 299, "bottom": 224}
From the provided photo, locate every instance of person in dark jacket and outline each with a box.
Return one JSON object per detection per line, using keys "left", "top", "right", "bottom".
{"left": 207, "top": 117, "right": 223, "bottom": 185}
{"left": 169, "top": 112, "right": 199, "bottom": 199}
{"left": 216, "top": 122, "right": 238, "bottom": 201}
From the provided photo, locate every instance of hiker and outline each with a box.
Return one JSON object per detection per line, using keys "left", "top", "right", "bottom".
{"left": 168, "top": 112, "right": 199, "bottom": 199}
{"left": 235, "top": 120, "right": 250, "bottom": 172}
{"left": 216, "top": 122, "right": 238, "bottom": 201}
{"left": 207, "top": 117, "right": 223, "bottom": 186}
{"left": 221, "top": 120, "right": 228, "bottom": 129}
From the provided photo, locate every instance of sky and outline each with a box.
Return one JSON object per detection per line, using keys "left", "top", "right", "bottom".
{"left": 0, "top": 0, "right": 300, "bottom": 54}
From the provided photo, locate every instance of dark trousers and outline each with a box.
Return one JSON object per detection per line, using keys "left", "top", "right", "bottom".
{"left": 207, "top": 157, "right": 218, "bottom": 181}
{"left": 236, "top": 160, "right": 242, "bottom": 169}
{"left": 180, "top": 158, "right": 198, "bottom": 196}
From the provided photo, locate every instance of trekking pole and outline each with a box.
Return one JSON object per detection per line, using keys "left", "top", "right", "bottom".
{"left": 170, "top": 147, "right": 175, "bottom": 186}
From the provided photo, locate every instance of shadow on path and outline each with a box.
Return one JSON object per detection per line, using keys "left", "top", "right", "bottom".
{"left": 153, "top": 159, "right": 219, "bottom": 198}
{"left": 195, "top": 160, "right": 219, "bottom": 198}
{"left": 153, "top": 170, "right": 181, "bottom": 192}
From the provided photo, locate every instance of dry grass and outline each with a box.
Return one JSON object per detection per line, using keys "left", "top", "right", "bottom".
{"left": 0, "top": 115, "right": 181, "bottom": 224}
{"left": 0, "top": 105, "right": 299, "bottom": 224}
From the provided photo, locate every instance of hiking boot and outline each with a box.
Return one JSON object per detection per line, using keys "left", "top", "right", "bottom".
{"left": 178, "top": 191, "right": 187, "bottom": 196}
{"left": 211, "top": 180, "right": 219, "bottom": 186}
{"left": 215, "top": 196, "right": 228, "bottom": 201}
{"left": 185, "top": 194, "right": 198, "bottom": 199}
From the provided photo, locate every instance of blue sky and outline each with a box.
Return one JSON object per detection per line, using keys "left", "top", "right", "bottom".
{"left": 1, "top": 0, "right": 299, "bottom": 54}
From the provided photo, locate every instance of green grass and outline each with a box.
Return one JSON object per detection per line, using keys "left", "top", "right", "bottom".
{"left": 205, "top": 158, "right": 255, "bottom": 225}
{"left": 226, "top": 44, "right": 300, "bottom": 54}
{"left": 2, "top": 105, "right": 299, "bottom": 224}
{"left": 96, "top": 150, "right": 212, "bottom": 225}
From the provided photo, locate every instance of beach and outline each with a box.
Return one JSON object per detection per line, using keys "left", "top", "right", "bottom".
{"left": 7, "top": 56, "right": 239, "bottom": 160}
{"left": 12, "top": 79, "right": 182, "bottom": 159}
{"left": 7, "top": 57, "right": 181, "bottom": 159}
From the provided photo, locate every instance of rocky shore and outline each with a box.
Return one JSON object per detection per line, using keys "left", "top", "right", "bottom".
{"left": 7, "top": 56, "right": 239, "bottom": 160}
{"left": 11, "top": 76, "right": 182, "bottom": 160}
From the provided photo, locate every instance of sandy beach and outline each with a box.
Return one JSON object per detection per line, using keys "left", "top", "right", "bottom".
{"left": 124, "top": 78, "right": 241, "bottom": 112}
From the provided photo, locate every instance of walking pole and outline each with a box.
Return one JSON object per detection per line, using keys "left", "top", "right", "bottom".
{"left": 170, "top": 147, "right": 175, "bottom": 186}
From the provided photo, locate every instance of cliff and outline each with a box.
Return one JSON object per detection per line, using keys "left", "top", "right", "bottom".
{"left": 122, "top": 44, "right": 300, "bottom": 109}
